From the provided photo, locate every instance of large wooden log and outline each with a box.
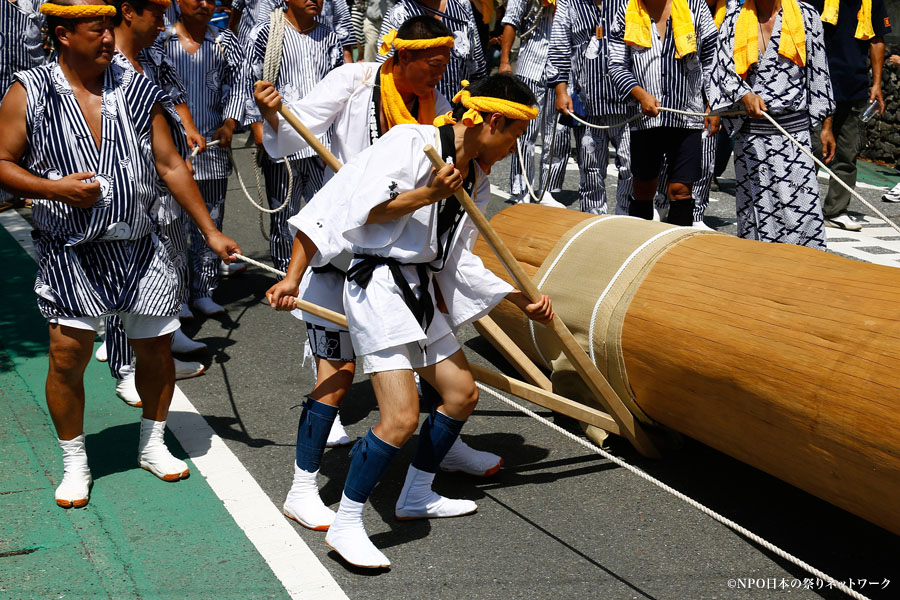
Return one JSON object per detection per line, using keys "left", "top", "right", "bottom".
{"left": 473, "top": 204, "right": 900, "bottom": 537}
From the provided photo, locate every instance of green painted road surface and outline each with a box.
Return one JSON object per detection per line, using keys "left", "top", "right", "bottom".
{"left": 0, "top": 225, "right": 290, "bottom": 600}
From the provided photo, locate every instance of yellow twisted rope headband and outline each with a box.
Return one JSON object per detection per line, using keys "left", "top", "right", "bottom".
{"left": 379, "top": 29, "right": 455, "bottom": 56}
{"left": 435, "top": 80, "right": 539, "bottom": 127}
{"left": 40, "top": 3, "right": 117, "bottom": 17}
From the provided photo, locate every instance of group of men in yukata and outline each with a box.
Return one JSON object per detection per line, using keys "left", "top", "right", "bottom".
{"left": 0, "top": 0, "right": 893, "bottom": 573}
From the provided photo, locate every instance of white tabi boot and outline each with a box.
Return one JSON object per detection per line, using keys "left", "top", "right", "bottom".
{"left": 325, "top": 494, "right": 391, "bottom": 568}
{"left": 115, "top": 375, "right": 142, "bottom": 407}
{"left": 395, "top": 465, "right": 477, "bottom": 520}
{"left": 94, "top": 341, "right": 108, "bottom": 362}
{"left": 55, "top": 435, "right": 92, "bottom": 508}
{"left": 138, "top": 418, "right": 190, "bottom": 481}
{"left": 170, "top": 328, "right": 207, "bottom": 354}
{"left": 439, "top": 437, "right": 503, "bottom": 477}
{"left": 283, "top": 464, "right": 335, "bottom": 531}
{"left": 325, "top": 415, "right": 352, "bottom": 447}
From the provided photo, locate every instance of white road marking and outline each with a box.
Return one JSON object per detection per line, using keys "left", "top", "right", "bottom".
{"left": 0, "top": 208, "right": 349, "bottom": 600}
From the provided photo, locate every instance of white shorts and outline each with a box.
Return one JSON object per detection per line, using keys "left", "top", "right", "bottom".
{"left": 361, "top": 332, "right": 460, "bottom": 374}
{"left": 49, "top": 314, "right": 181, "bottom": 340}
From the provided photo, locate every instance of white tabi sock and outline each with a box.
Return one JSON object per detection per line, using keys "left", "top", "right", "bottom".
{"left": 283, "top": 464, "right": 335, "bottom": 531}
{"left": 325, "top": 415, "right": 351, "bottom": 447}
{"left": 138, "top": 418, "right": 189, "bottom": 481}
{"left": 395, "top": 465, "right": 477, "bottom": 520}
{"left": 439, "top": 437, "right": 503, "bottom": 477}
{"left": 324, "top": 493, "right": 391, "bottom": 568}
{"left": 55, "top": 434, "right": 92, "bottom": 508}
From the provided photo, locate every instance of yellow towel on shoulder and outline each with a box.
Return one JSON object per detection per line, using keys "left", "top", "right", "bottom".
{"left": 821, "top": 0, "right": 875, "bottom": 40}
{"left": 714, "top": 0, "right": 727, "bottom": 28}
{"left": 734, "top": 0, "right": 806, "bottom": 79}
{"left": 624, "top": 0, "right": 697, "bottom": 59}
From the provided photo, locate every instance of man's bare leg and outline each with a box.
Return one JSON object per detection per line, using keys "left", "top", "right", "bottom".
{"left": 324, "top": 369, "right": 419, "bottom": 568}
{"left": 283, "top": 357, "right": 355, "bottom": 531}
{"left": 130, "top": 335, "right": 189, "bottom": 481}
{"left": 394, "top": 350, "right": 479, "bottom": 520}
{"left": 46, "top": 324, "right": 95, "bottom": 508}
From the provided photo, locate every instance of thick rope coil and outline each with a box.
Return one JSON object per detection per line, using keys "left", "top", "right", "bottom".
{"left": 474, "top": 382, "right": 872, "bottom": 600}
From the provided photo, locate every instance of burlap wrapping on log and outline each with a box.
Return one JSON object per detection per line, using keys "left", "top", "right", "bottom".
{"left": 527, "top": 215, "right": 719, "bottom": 438}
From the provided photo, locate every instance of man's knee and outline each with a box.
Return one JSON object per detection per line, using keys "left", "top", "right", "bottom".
{"left": 383, "top": 410, "right": 420, "bottom": 442}
{"left": 48, "top": 328, "right": 92, "bottom": 376}
{"left": 443, "top": 384, "right": 479, "bottom": 416}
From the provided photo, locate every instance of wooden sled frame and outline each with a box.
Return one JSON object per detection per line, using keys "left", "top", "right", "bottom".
{"left": 270, "top": 100, "right": 659, "bottom": 458}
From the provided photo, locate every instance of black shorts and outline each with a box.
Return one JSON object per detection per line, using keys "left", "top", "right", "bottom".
{"left": 630, "top": 127, "right": 703, "bottom": 184}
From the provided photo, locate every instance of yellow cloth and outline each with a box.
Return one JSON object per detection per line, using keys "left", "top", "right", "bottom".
{"left": 433, "top": 80, "right": 539, "bottom": 127}
{"left": 379, "top": 29, "right": 455, "bottom": 56}
{"left": 714, "top": 0, "right": 727, "bottom": 28}
{"left": 821, "top": 0, "right": 875, "bottom": 40}
{"left": 481, "top": 0, "right": 495, "bottom": 24}
{"left": 40, "top": 3, "right": 117, "bottom": 17}
{"left": 624, "top": 0, "right": 697, "bottom": 59}
{"left": 734, "top": 0, "right": 806, "bottom": 79}
{"left": 543, "top": 0, "right": 556, "bottom": 6}
{"left": 379, "top": 56, "right": 436, "bottom": 130}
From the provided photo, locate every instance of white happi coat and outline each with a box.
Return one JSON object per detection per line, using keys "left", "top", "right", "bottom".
{"left": 265, "top": 62, "right": 452, "bottom": 329}
{"left": 288, "top": 124, "right": 512, "bottom": 355}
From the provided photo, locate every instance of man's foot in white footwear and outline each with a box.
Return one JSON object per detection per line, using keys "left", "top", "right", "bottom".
{"left": 325, "top": 494, "right": 390, "bottom": 568}
{"left": 219, "top": 260, "right": 247, "bottom": 277}
{"left": 824, "top": 213, "right": 862, "bottom": 231}
{"left": 882, "top": 182, "right": 900, "bottom": 202}
{"left": 283, "top": 465, "right": 335, "bottom": 531}
{"left": 395, "top": 466, "right": 477, "bottom": 520}
{"left": 171, "top": 328, "right": 207, "bottom": 354}
{"left": 115, "top": 376, "right": 142, "bottom": 407}
{"left": 179, "top": 302, "right": 194, "bottom": 320}
{"left": 174, "top": 358, "right": 205, "bottom": 380}
{"left": 192, "top": 297, "right": 226, "bottom": 316}
{"left": 692, "top": 220, "right": 713, "bottom": 231}
{"left": 439, "top": 437, "right": 503, "bottom": 477}
{"left": 537, "top": 191, "right": 565, "bottom": 208}
{"left": 325, "top": 415, "right": 352, "bottom": 447}
{"left": 138, "top": 418, "right": 190, "bottom": 481}
{"left": 94, "top": 341, "right": 107, "bottom": 362}
{"left": 55, "top": 435, "right": 92, "bottom": 508}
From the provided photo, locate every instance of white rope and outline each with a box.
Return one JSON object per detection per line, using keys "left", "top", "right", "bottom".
{"left": 568, "top": 106, "right": 900, "bottom": 234}
{"left": 759, "top": 110, "right": 900, "bottom": 236}
{"left": 474, "top": 381, "right": 872, "bottom": 600}
{"left": 233, "top": 252, "right": 286, "bottom": 277}
{"left": 233, "top": 248, "right": 869, "bottom": 600}
{"left": 515, "top": 113, "right": 560, "bottom": 204}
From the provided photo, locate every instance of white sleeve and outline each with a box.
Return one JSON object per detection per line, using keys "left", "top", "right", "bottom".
{"left": 262, "top": 65, "right": 358, "bottom": 158}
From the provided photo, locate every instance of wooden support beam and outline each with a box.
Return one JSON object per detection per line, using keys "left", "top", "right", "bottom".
{"left": 470, "top": 364, "right": 619, "bottom": 436}
{"left": 474, "top": 316, "right": 552, "bottom": 391}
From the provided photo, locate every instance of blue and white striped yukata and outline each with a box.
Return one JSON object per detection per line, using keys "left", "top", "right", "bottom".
{"left": 234, "top": 0, "right": 355, "bottom": 49}
{"left": 710, "top": 1, "right": 833, "bottom": 250}
{"left": 240, "top": 18, "right": 344, "bottom": 272}
{"left": 1, "top": 0, "right": 45, "bottom": 204}
{"left": 104, "top": 49, "right": 191, "bottom": 379}
{"left": 161, "top": 25, "right": 244, "bottom": 301}
{"left": 547, "top": 0, "right": 633, "bottom": 214}
{"left": 15, "top": 62, "right": 180, "bottom": 323}
{"left": 377, "top": 0, "right": 486, "bottom": 103}
{"left": 502, "top": 0, "right": 570, "bottom": 204}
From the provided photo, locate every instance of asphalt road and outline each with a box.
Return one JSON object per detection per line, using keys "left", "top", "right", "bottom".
{"left": 174, "top": 134, "right": 900, "bottom": 600}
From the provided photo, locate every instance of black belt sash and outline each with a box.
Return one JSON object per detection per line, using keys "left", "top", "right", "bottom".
{"left": 739, "top": 111, "right": 811, "bottom": 136}
{"left": 346, "top": 255, "right": 435, "bottom": 335}
{"left": 345, "top": 124, "right": 474, "bottom": 336}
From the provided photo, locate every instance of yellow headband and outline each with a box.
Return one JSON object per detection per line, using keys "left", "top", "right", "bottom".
{"left": 40, "top": 3, "right": 117, "bottom": 17}
{"left": 434, "top": 80, "right": 539, "bottom": 127}
{"left": 378, "top": 29, "right": 455, "bottom": 57}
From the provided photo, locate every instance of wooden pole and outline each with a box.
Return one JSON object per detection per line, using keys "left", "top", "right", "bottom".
{"left": 422, "top": 145, "right": 660, "bottom": 458}
{"left": 273, "top": 100, "right": 343, "bottom": 173}
{"left": 474, "top": 316, "right": 552, "bottom": 391}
